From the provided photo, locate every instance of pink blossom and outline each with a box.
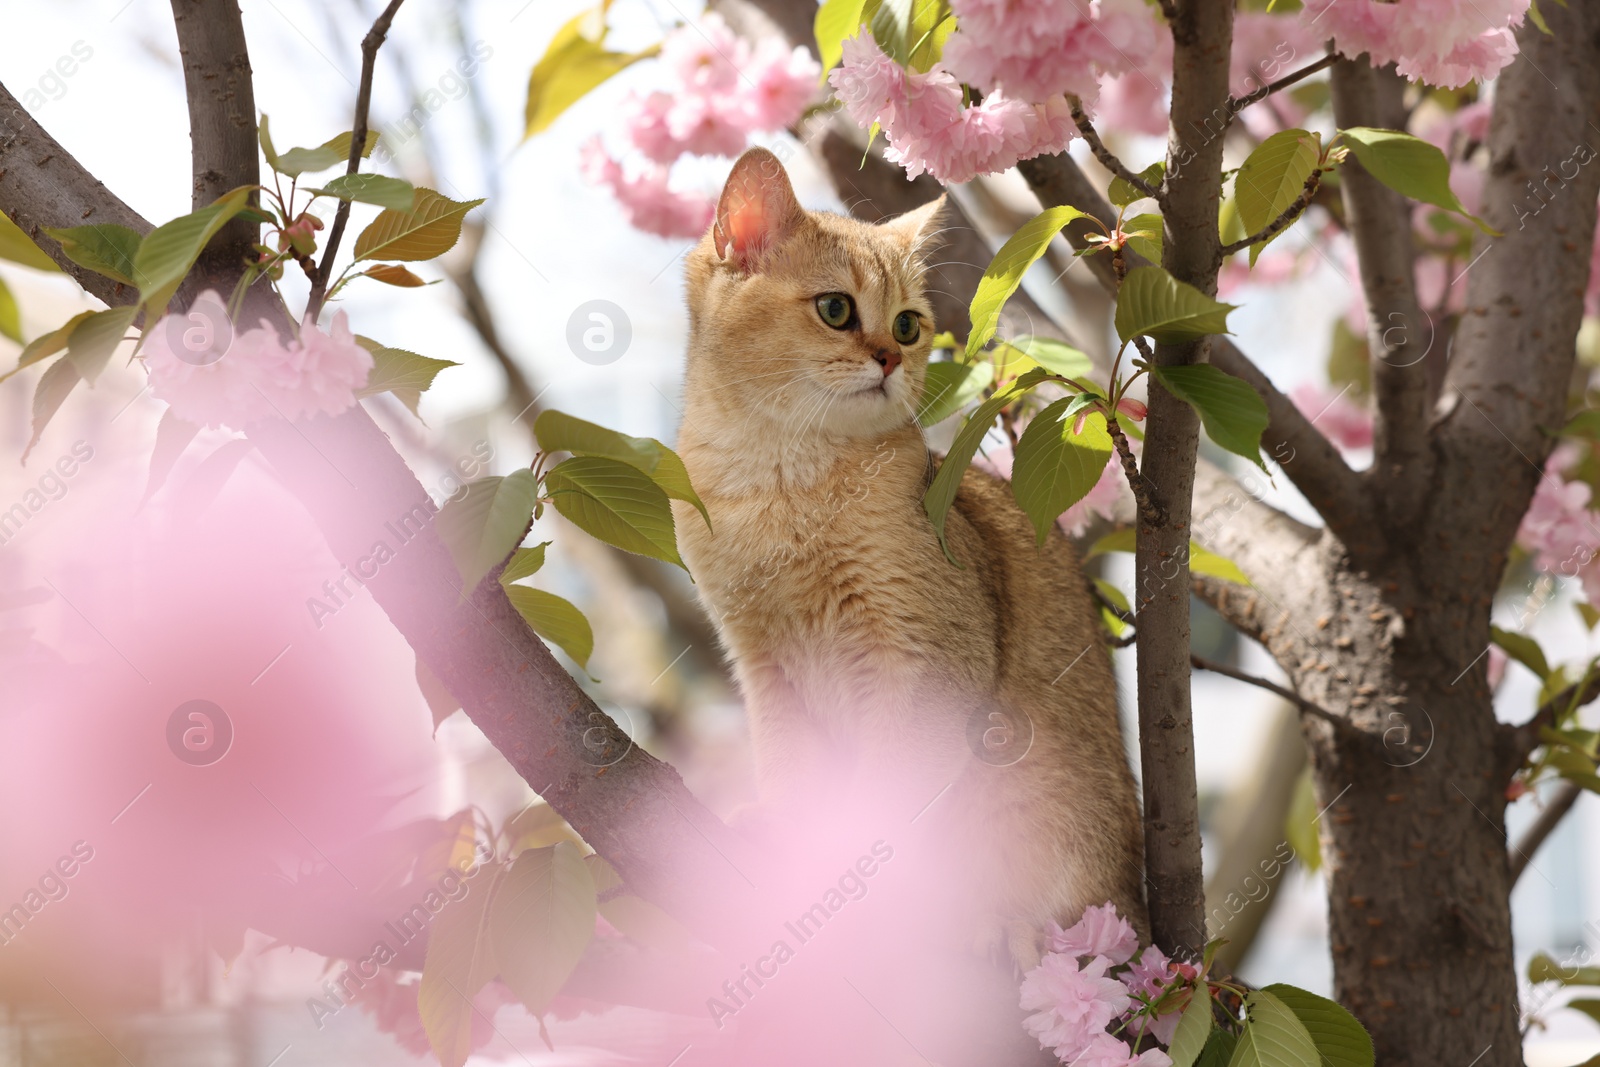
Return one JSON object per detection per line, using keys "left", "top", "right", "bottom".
{"left": 1517, "top": 471, "right": 1600, "bottom": 578}
{"left": 1230, "top": 13, "right": 1322, "bottom": 101}
{"left": 1301, "top": 0, "right": 1529, "bottom": 88}
{"left": 1059, "top": 455, "right": 1125, "bottom": 538}
{"left": 145, "top": 292, "right": 373, "bottom": 430}
{"left": 1048, "top": 902, "right": 1139, "bottom": 965}
{"left": 1096, "top": 69, "right": 1169, "bottom": 137}
{"left": 659, "top": 13, "right": 743, "bottom": 94}
{"left": 743, "top": 37, "right": 823, "bottom": 130}
{"left": 1290, "top": 382, "right": 1373, "bottom": 452}
{"left": 941, "top": 0, "right": 1155, "bottom": 104}
{"left": 1487, "top": 644, "right": 1508, "bottom": 691}
{"left": 1123, "top": 944, "right": 1172, "bottom": 1000}
{"left": 580, "top": 138, "right": 716, "bottom": 239}
{"left": 1020, "top": 952, "right": 1132, "bottom": 1058}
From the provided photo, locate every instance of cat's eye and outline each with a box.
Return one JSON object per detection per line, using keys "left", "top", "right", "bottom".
{"left": 893, "top": 310, "right": 920, "bottom": 345}
{"left": 815, "top": 292, "right": 855, "bottom": 329}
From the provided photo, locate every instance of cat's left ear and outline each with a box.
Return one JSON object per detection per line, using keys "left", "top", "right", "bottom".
{"left": 881, "top": 196, "right": 950, "bottom": 253}
{"left": 714, "top": 147, "right": 805, "bottom": 272}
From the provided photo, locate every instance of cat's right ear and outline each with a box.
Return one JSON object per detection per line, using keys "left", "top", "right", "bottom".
{"left": 714, "top": 148, "right": 804, "bottom": 272}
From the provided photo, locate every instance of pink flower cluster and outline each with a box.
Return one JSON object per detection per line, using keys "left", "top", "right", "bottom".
{"left": 828, "top": 0, "right": 1163, "bottom": 185}
{"left": 1290, "top": 382, "right": 1374, "bottom": 453}
{"left": 584, "top": 15, "right": 819, "bottom": 238}
{"left": 1020, "top": 903, "right": 1184, "bottom": 1065}
{"left": 145, "top": 292, "right": 373, "bottom": 430}
{"left": 1517, "top": 452, "right": 1600, "bottom": 603}
{"left": 1302, "top": 0, "right": 1529, "bottom": 88}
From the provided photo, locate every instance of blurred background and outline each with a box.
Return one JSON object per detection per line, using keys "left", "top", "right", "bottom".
{"left": 0, "top": 0, "right": 1594, "bottom": 1063}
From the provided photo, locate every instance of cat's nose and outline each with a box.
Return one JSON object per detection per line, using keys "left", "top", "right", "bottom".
{"left": 873, "top": 348, "right": 902, "bottom": 377}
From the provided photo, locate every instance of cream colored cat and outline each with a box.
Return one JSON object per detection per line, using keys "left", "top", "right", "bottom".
{"left": 672, "top": 147, "right": 1147, "bottom": 962}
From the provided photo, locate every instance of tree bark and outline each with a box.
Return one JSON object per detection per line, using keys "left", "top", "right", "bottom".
{"left": 1134, "top": 0, "right": 1235, "bottom": 960}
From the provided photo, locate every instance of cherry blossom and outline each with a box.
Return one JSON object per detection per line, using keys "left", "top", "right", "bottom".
{"left": 1020, "top": 952, "right": 1133, "bottom": 1057}
{"left": 1048, "top": 901, "right": 1139, "bottom": 964}
{"left": 1301, "top": 0, "right": 1529, "bottom": 88}
{"left": 580, "top": 138, "right": 716, "bottom": 239}
{"left": 145, "top": 293, "right": 373, "bottom": 430}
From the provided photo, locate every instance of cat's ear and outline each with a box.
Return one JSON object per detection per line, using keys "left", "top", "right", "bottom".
{"left": 881, "top": 195, "right": 950, "bottom": 253}
{"left": 714, "top": 148, "right": 805, "bottom": 271}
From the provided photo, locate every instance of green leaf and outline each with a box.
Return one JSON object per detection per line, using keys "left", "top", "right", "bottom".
{"left": 1227, "top": 988, "right": 1319, "bottom": 1067}
{"left": 354, "top": 340, "right": 459, "bottom": 416}
{"left": 917, "top": 360, "right": 994, "bottom": 426}
{"left": 924, "top": 368, "right": 1049, "bottom": 563}
{"left": 23, "top": 357, "right": 80, "bottom": 464}
{"left": 361, "top": 263, "right": 428, "bottom": 288}
{"left": 353, "top": 188, "right": 485, "bottom": 263}
{"left": 1285, "top": 766, "right": 1322, "bottom": 872}
{"left": 1529, "top": 952, "right": 1600, "bottom": 986}
{"left": 271, "top": 128, "right": 379, "bottom": 177}
{"left": 1263, "top": 984, "right": 1374, "bottom": 1067}
{"left": 534, "top": 409, "right": 709, "bottom": 528}
{"left": 1196, "top": 1028, "right": 1239, "bottom": 1067}
{"left": 967, "top": 207, "right": 1087, "bottom": 361}
{"left": 312, "top": 173, "right": 418, "bottom": 212}
{"left": 419, "top": 863, "right": 506, "bottom": 1067}
{"left": 140, "top": 409, "right": 202, "bottom": 506}
{"left": 1527, "top": 0, "right": 1552, "bottom": 33}
{"left": 1116, "top": 266, "right": 1238, "bottom": 345}
{"left": 1339, "top": 127, "right": 1496, "bottom": 234}
{"left": 1087, "top": 528, "right": 1250, "bottom": 585}
{"left": 524, "top": 6, "right": 659, "bottom": 137}
{"left": 133, "top": 186, "right": 254, "bottom": 320}
{"left": 1012, "top": 336, "right": 1094, "bottom": 379}
{"left": 258, "top": 113, "right": 280, "bottom": 171}
{"left": 490, "top": 842, "right": 597, "bottom": 1016}
{"left": 0, "top": 275, "right": 20, "bottom": 345}
{"left": 507, "top": 586, "right": 596, "bottom": 671}
{"left": 582, "top": 854, "right": 691, "bottom": 952}
{"left": 1235, "top": 129, "right": 1320, "bottom": 264}
{"left": 1564, "top": 409, "right": 1600, "bottom": 439}
{"left": 1124, "top": 211, "right": 1164, "bottom": 265}
{"left": 500, "top": 542, "right": 551, "bottom": 586}
{"left": 1151, "top": 363, "right": 1269, "bottom": 470}
{"left": 815, "top": 0, "right": 868, "bottom": 80}
{"left": 64, "top": 306, "right": 136, "bottom": 385}
{"left": 1567, "top": 998, "right": 1600, "bottom": 1026}
{"left": 545, "top": 455, "right": 685, "bottom": 568}
{"left": 1167, "top": 984, "right": 1215, "bottom": 1067}
{"left": 870, "top": 0, "right": 952, "bottom": 70}
{"left": 44, "top": 224, "right": 143, "bottom": 287}
{"left": 436, "top": 470, "right": 541, "bottom": 595}
{"left": 0, "top": 214, "right": 62, "bottom": 272}
{"left": 416, "top": 656, "right": 461, "bottom": 734}
{"left": 1096, "top": 577, "right": 1130, "bottom": 637}
{"left": 1579, "top": 602, "right": 1600, "bottom": 631}
{"left": 1110, "top": 161, "right": 1164, "bottom": 207}
{"left": 1490, "top": 625, "right": 1551, "bottom": 680}
{"left": 1011, "top": 402, "right": 1113, "bottom": 545}
{"left": 0, "top": 311, "right": 95, "bottom": 384}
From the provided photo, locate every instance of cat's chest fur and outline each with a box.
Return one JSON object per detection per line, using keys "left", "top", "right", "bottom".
{"left": 673, "top": 427, "right": 934, "bottom": 659}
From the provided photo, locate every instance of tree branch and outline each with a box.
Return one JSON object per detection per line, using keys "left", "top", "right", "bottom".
{"left": 1226, "top": 54, "right": 1337, "bottom": 114}
{"left": 1499, "top": 672, "right": 1600, "bottom": 772}
{"left": 307, "top": 0, "right": 407, "bottom": 321}
{"left": 1329, "top": 59, "right": 1432, "bottom": 529}
{"left": 1217, "top": 170, "right": 1321, "bottom": 258}
{"left": 1070, "top": 95, "right": 1161, "bottom": 202}
{"left": 1509, "top": 782, "right": 1582, "bottom": 886}
{"left": 0, "top": 83, "right": 151, "bottom": 307}
{"left": 1107, "top": 413, "right": 1165, "bottom": 526}
{"left": 1015, "top": 150, "right": 1382, "bottom": 558}
{"left": 1133, "top": 0, "right": 1236, "bottom": 961}
{"left": 1190, "top": 653, "right": 1365, "bottom": 741}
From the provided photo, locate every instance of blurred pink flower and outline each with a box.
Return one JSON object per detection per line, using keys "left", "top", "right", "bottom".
{"left": 1301, "top": 0, "right": 1528, "bottom": 88}
{"left": 1518, "top": 471, "right": 1600, "bottom": 584}
{"left": 743, "top": 37, "right": 823, "bottom": 130}
{"left": 145, "top": 292, "right": 373, "bottom": 430}
{"left": 1291, "top": 382, "right": 1373, "bottom": 452}
{"left": 942, "top": 0, "right": 1155, "bottom": 104}
{"left": 1020, "top": 952, "right": 1132, "bottom": 1058}
{"left": 580, "top": 137, "right": 717, "bottom": 238}
{"left": 1096, "top": 68, "right": 1169, "bottom": 137}
{"left": 1049, "top": 901, "right": 1139, "bottom": 964}
{"left": 659, "top": 13, "right": 744, "bottom": 94}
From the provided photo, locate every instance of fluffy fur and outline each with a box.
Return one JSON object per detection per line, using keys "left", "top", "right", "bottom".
{"left": 672, "top": 148, "right": 1146, "bottom": 962}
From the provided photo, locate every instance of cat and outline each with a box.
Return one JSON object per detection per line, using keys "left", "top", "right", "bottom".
{"left": 671, "top": 147, "right": 1147, "bottom": 966}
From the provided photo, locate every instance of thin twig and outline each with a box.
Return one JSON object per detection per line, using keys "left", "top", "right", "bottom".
{"left": 1106, "top": 412, "right": 1166, "bottom": 528}
{"left": 1509, "top": 782, "right": 1582, "bottom": 886}
{"left": 1190, "top": 653, "right": 1355, "bottom": 736}
{"left": 306, "top": 0, "right": 407, "bottom": 321}
{"left": 1219, "top": 171, "right": 1322, "bottom": 258}
{"left": 1503, "top": 671, "right": 1600, "bottom": 766}
{"left": 1226, "top": 53, "right": 1337, "bottom": 114}
{"left": 1069, "top": 96, "right": 1162, "bottom": 203}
